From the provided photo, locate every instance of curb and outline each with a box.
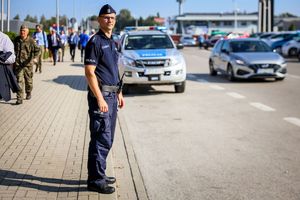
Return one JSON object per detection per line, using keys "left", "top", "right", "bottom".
{"left": 117, "top": 111, "right": 149, "bottom": 200}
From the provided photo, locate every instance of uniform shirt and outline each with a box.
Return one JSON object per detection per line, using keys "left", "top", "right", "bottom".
{"left": 84, "top": 30, "right": 119, "bottom": 86}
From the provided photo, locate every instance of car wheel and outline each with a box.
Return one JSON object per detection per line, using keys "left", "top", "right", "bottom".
{"left": 175, "top": 81, "right": 186, "bottom": 93}
{"left": 276, "top": 77, "right": 285, "bottom": 81}
{"left": 227, "top": 65, "right": 235, "bottom": 81}
{"left": 209, "top": 61, "right": 217, "bottom": 76}
{"left": 289, "top": 48, "right": 298, "bottom": 57}
{"left": 298, "top": 52, "right": 300, "bottom": 62}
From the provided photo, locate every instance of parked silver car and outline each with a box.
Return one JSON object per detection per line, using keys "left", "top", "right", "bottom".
{"left": 209, "top": 38, "right": 287, "bottom": 81}
{"left": 118, "top": 30, "right": 186, "bottom": 93}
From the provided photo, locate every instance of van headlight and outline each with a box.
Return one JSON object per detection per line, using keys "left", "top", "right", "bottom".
{"left": 170, "top": 56, "right": 183, "bottom": 66}
{"left": 122, "top": 56, "right": 136, "bottom": 67}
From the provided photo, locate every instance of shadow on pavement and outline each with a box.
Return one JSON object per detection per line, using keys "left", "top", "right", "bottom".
{"left": 70, "top": 63, "right": 84, "bottom": 68}
{"left": 124, "top": 85, "right": 175, "bottom": 97}
{"left": 51, "top": 75, "right": 87, "bottom": 91}
{"left": 187, "top": 73, "right": 278, "bottom": 84}
{"left": 0, "top": 169, "right": 87, "bottom": 192}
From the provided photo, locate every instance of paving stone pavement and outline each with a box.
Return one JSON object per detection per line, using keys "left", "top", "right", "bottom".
{"left": 0, "top": 50, "right": 142, "bottom": 200}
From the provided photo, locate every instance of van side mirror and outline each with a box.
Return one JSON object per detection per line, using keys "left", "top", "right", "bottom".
{"left": 176, "top": 43, "right": 184, "bottom": 50}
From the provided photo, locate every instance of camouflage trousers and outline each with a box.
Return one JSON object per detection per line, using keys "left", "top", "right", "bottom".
{"left": 15, "top": 66, "right": 33, "bottom": 100}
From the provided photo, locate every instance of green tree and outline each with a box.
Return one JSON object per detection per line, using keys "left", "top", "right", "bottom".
{"left": 115, "top": 9, "right": 135, "bottom": 31}
{"left": 288, "top": 23, "right": 296, "bottom": 31}
{"left": 278, "top": 12, "right": 297, "bottom": 18}
{"left": 13, "top": 14, "right": 20, "bottom": 20}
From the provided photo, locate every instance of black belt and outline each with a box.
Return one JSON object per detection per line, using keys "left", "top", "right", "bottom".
{"left": 101, "top": 85, "right": 118, "bottom": 93}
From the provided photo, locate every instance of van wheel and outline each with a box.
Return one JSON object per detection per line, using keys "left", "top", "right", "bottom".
{"left": 175, "top": 81, "right": 186, "bottom": 93}
{"left": 122, "top": 84, "right": 129, "bottom": 94}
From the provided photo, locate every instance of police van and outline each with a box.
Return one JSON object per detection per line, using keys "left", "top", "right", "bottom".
{"left": 118, "top": 28, "right": 186, "bottom": 93}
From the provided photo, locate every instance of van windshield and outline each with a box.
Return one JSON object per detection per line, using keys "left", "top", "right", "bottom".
{"left": 125, "top": 35, "right": 174, "bottom": 50}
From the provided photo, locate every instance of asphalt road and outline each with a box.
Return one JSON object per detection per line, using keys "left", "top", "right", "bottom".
{"left": 120, "top": 47, "right": 300, "bottom": 200}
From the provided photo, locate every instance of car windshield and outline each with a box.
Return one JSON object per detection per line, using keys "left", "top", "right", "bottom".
{"left": 230, "top": 41, "right": 272, "bottom": 53}
{"left": 125, "top": 34, "right": 174, "bottom": 50}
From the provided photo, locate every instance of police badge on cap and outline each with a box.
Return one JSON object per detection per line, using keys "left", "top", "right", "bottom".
{"left": 98, "top": 4, "right": 116, "bottom": 16}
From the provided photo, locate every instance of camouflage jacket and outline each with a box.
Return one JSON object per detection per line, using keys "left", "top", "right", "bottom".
{"left": 14, "top": 36, "right": 40, "bottom": 68}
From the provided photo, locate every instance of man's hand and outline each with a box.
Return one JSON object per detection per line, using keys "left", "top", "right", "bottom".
{"left": 118, "top": 92, "right": 125, "bottom": 109}
{"left": 98, "top": 98, "right": 109, "bottom": 112}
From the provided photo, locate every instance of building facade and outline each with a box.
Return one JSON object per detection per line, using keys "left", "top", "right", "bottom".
{"left": 173, "top": 12, "right": 258, "bottom": 35}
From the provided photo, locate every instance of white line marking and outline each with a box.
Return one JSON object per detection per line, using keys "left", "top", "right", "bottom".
{"left": 284, "top": 117, "right": 300, "bottom": 127}
{"left": 210, "top": 85, "right": 225, "bottom": 90}
{"left": 250, "top": 102, "right": 276, "bottom": 112}
{"left": 287, "top": 74, "right": 300, "bottom": 79}
{"left": 197, "top": 79, "right": 209, "bottom": 83}
{"left": 226, "top": 92, "right": 245, "bottom": 99}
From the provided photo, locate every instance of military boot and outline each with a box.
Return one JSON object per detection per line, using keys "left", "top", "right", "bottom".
{"left": 16, "top": 99, "right": 23, "bottom": 105}
{"left": 26, "top": 92, "right": 31, "bottom": 100}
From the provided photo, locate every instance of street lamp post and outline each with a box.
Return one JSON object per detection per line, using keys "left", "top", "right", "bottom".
{"left": 7, "top": 0, "right": 10, "bottom": 32}
{"left": 56, "top": 0, "right": 59, "bottom": 32}
{"left": 1, "top": 0, "right": 4, "bottom": 31}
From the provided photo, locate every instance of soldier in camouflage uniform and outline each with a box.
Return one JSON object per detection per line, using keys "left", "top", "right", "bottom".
{"left": 14, "top": 24, "right": 40, "bottom": 105}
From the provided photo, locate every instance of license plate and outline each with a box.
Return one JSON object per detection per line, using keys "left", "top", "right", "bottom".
{"left": 257, "top": 68, "right": 274, "bottom": 74}
{"left": 148, "top": 75, "right": 160, "bottom": 81}
{"left": 144, "top": 68, "right": 164, "bottom": 75}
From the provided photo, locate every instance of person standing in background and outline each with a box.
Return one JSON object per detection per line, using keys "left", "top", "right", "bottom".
{"left": 47, "top": 29, "right": 62, "bottom": 66}
{"left": 79, "top": 29, "right": 90, "bottom": 62}
{"left": 58, "top": 30, "right": 67, "bottom": 62}
{"left": 68, "top": 28, "right": 79, "bottom": 62}
{"left": 14, "top": 25, "right": 40, "bottom": 105}
{"left": 32, "top": 24, "right": 48, "bottom": 73}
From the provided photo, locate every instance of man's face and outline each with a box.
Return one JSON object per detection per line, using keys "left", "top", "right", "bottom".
{"left": 20, "top": 28, "right": 29, "bottom": 39}
{"left": 98, "top": 13, "right": 116, "bottom": 32}
{"left": 36, "top": 26, "right": 41, "bottom": 32}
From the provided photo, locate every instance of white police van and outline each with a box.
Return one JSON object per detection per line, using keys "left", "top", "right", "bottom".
{"left": 118, "top": 28, "right": 186, "bottom": 93}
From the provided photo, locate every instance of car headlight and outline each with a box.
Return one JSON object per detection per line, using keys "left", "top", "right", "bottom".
{"left": 170, "top": 55, "right": 183, "bottom": 66}
{"left": 122, "top": 56, "right": 136, "bottom": 67}
{"left": 235, "top": 59, "right": 246, "bottom": 66}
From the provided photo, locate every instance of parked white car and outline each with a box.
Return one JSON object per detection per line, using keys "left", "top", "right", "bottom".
{"left": 282, "top": 38, "right": 300, "bottom": 57}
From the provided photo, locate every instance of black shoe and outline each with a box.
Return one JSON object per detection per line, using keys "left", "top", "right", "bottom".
{"left": 105, "top": 176, "right": 116, "bottom": 184}
{"left": 16, "top": 99, "right": 23, "bottom": 105}
{"left": 26, "top": 93, "right": 31, "bottom": 100}
{"left": 87, "top": 183, "right": 115, "bottom": 194}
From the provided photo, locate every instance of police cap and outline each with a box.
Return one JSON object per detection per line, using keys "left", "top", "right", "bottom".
{"left": 98, "top": 4, "right": 116, "bottom": 16}
{"left": 20, "top": 24, "right": 29, "bottom": 30}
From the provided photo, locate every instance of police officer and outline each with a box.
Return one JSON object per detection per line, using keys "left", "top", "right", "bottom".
{"left": 84, "top": 4, "right": 125, "bottom": 194}
{"left": 14, "top": 24, "right": 40, "bottom": 105}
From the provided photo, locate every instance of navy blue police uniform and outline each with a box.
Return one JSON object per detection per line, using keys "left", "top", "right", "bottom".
{"left": 84, "top": 4, "right": 119, "bottom": 192}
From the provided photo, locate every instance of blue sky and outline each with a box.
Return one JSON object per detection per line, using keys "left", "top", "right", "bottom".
{"left": 9, "top": 0, "right": 300, "bottom": 21}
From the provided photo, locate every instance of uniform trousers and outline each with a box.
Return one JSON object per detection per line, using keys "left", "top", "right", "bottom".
{"left": 87, "top": 91, "right": 118, "bottom": 186}
{"left": 14, "top": 66, "right": 33, "bottom": 100}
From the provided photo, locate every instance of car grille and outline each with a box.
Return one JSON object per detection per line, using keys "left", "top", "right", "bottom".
{"left": 136, "top": 59, "right": 170, "bottom": 67}
{"left": 249, "top": 64, "right": 281, "bottom": 72}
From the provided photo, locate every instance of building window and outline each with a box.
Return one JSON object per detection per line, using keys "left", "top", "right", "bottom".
{"left": 211, "top": 21, "right": 220, "bottom": 27}
{"left": 224, "top": 21, "right": 233, "bottom": 26}
{"left": 240, "top": 21, "right": 247, "bottom": 26}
